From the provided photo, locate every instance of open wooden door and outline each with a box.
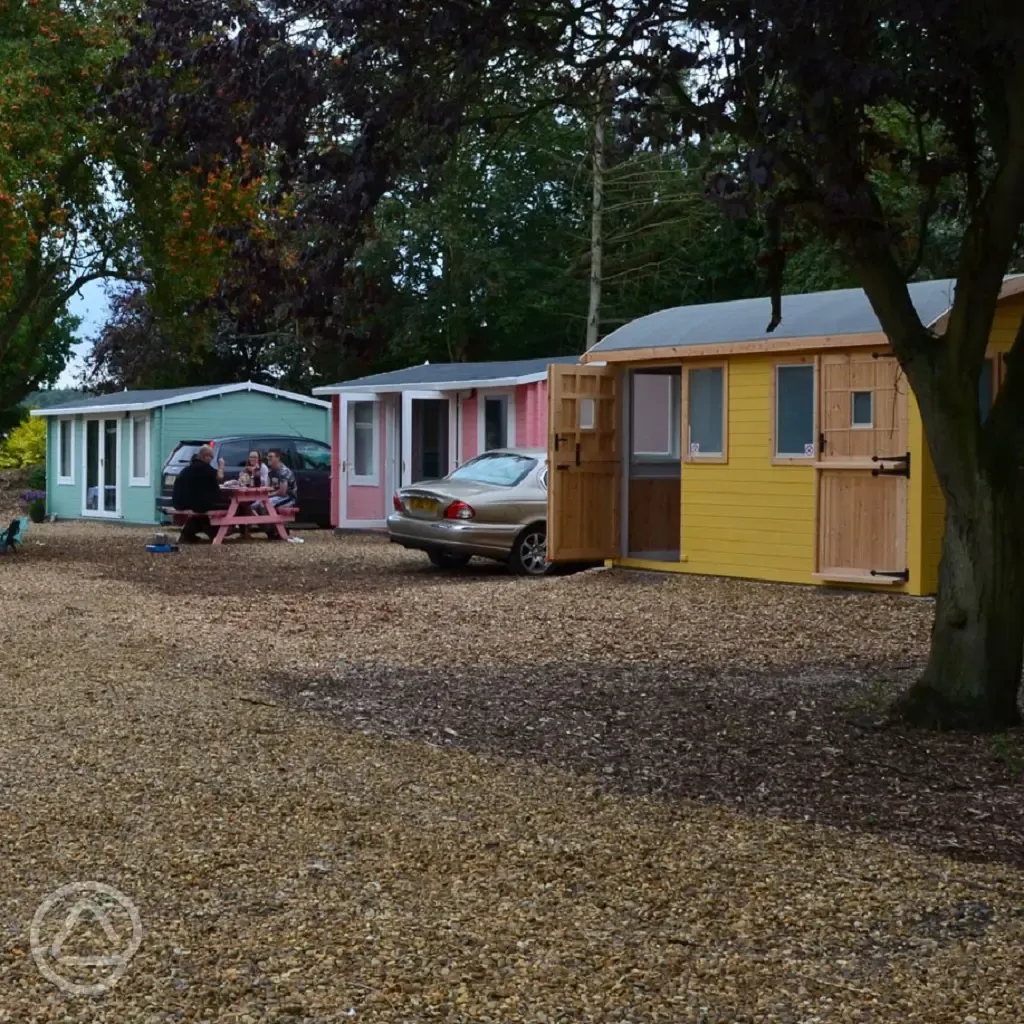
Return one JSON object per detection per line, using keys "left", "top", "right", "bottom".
{"left": 815, "top": 352, "right": 910, "bottom": 585}
{"left": 547, "top": 363, "right": 621, "bottom": 562}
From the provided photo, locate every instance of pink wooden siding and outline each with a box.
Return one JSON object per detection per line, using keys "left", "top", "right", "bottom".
{"left": 516, "top": 380, "right": 548, "bottom": 447}
{"left": 344, "top": 399, "right": 388, "bottom": 522}
{"left": 460, "top": 394, "right": 479, "bottom": 462}
{"left": 330, "top": 396, "right": 341, "bottom": 526}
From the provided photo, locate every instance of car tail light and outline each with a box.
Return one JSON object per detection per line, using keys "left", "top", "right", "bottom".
{"left": 393, "top": 491, "right": 404, "bottom": 512}
{"left": 445, "top": 500, "right": 475, "bottom": 520}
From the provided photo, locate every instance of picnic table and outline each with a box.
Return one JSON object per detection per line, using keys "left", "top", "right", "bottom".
{"left": 165, "top": 485, "right": 299, "bottom": 545}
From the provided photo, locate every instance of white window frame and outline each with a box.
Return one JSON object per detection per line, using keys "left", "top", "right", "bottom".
{"left": 683, "top": 363, "right": 728, "bottom": 463}
{"left": 129, "top": 413, "right": 151, "bottom": 487}
{"left": 773, "top": 361, "right": 817, "bottom": 463}
{"left": 57, "top": 417, "right": 75, "bottom": 485}
{"left": 349, "top": 399, "right": 380, "bottom": 486}
{"left": 851, "top": 389, "right": 874, "bottom": 429}
{"left": 631, "top": 371, "right": 681, "bottom": 459}
{"left": 477, "top": 389, "right": 517, "bottom": 452}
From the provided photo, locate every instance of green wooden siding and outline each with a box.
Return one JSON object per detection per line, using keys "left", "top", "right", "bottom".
{"left": 158, "top": 391, "right": 329, "bottom": 461}
{"left": 43, "top": 390, "right": 328, "bottom": 525}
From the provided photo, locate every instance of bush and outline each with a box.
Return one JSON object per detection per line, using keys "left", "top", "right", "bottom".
{"left": 0, "top": 415, "right": 46, "bottom": 469}
{"left": 26, "top": 464, "right": 46, "bottom": 490}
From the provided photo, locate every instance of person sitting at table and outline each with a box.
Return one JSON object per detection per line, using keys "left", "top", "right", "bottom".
{"left": 244, "top": 449, "right": 269, "bottom": 487}
{"left": 252, "top": 448, "right": 297, "bottom": 535}
{"left": 171, "top": 445, "right": 225, "bottom": 543}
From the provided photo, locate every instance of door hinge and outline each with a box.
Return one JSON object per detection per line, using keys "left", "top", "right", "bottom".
{"left": 553, "top": 434, "right": 560, "bottom": 451}
{"left": 575, "top": 442, "right": 581, "bottom": 466}
{"left": 871, "top": 451, "right": 910, "bottom": 478}
{"left": 870, "top": 568, "right": 910, "bottom": 582}
{"left": 818, "top": 432, "right": 827, "bottom": 455}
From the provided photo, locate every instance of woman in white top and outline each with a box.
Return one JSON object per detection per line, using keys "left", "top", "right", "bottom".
{"left": 242, "top": 449, "right": 269, "bottom": 487}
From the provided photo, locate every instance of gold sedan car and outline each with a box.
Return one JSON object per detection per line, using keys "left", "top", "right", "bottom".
{"left": 387, "top": 448, "right": 551, "bottom": 575}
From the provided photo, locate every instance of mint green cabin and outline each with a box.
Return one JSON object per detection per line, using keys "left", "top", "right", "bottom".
{"left": 31, "top": 382, "right": 330, "bottom": 525}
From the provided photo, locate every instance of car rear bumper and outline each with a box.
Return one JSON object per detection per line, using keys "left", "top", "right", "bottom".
{"left": 386, "top": 513, "right": 520, "bottom": 559}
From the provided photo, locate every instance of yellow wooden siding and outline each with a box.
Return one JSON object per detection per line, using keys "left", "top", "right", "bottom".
{"left": 678, "top": 354, "right": 820, "bottom": 585}
{"left": 918, "top": 295, "right": 1024, "bottom": 595}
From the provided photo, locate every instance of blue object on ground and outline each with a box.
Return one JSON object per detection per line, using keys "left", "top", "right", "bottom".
{"left": 145, "top": 544, "right": 178, "bottom": 553}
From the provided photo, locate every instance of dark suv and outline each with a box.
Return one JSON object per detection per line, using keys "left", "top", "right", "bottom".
{"left": 158, "top": 435, "right": 332, "bottom": 527}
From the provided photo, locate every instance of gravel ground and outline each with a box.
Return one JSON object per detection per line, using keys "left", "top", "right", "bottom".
{"left": 1, "top": 522, "right": 1023, "bottom": 1023}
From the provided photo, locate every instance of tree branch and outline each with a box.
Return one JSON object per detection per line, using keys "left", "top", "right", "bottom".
{"left": 944, "top": 59, "right": 1024, "bottom": 376}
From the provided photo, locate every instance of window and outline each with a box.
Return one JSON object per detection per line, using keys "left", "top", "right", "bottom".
{"left": 686, "top": 366, "right": 726, "bottom": 459}
{"left": 218, "top": 440, "right": 252, "bottom": 469}
{"left": 632, "top": 372, "right": 680, "bottom": 458}
{"left": 448, "top": 452, "right": 536, "bottom": 487}
{"left": 484, "top": 396, "right": 508, "bottom": 450}
{"left": 578, "top": 397, "right": 595, "bottom": 430}
{"left": 296, "top": 440, "right": 331, "bottom": 471}
{"left": 57, "top": 418, "right": 74, "bottom": 484}
{"left": 349, "top": 401, "right": 378, "bottom": 485}
{"left": 775, "top": 364, "right": 816, "bottom": 459}
{"left": 129, "top": 414, "right": 150, "bottom": 486}
{"left": 851, "top": 390, "right": 873, "bottom": 428}
{"left": 979, "top": 358, "right": 995, "bottom": 421}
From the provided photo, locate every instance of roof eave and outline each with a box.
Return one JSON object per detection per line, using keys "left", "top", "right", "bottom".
{"left": 581, "top": 331, "right": 891, "bottom": 364}
{"left": 30, "top": 381, "right": 330, "bottom": 416}
{"left": 313, "top": 371, "right": 556, "bottom": 394}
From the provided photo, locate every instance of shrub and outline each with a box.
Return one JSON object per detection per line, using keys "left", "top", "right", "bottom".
{"left": 26, "top": 464, "right": 46, "bottom": 490}
{"left": 0, "top": 415, "right": 46, "bottom": 469}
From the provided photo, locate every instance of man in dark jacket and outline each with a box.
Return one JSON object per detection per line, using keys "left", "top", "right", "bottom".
{"left": 171, "top": 445, "right": 224, "bottom": 542}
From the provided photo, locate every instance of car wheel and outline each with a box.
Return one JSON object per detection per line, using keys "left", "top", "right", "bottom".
{"left": 510, "top": 524, "right": 551, "bottom": 576}
{"left": 427, "top": 550, "right": 471, "bottom": 570}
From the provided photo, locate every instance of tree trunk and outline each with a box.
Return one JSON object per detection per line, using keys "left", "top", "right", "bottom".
{"left": 895, "top": 471, "right": 1024, "bottom": 730}
{"left": 584, "top": 95, "right": 604, "bottom": 351}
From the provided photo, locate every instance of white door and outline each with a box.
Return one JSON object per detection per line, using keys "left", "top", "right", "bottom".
{"left": 338, "top": 395, "right": 384, "bottom": 528}
{"left": 82, "top": 417, "right": 121, "bottom": 518}
{"left": 400, "top": 390, "right": 457, "bottom": 486}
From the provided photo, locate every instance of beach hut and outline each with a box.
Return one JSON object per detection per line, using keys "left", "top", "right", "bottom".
{"left": 313, "top": 356, "right": 580, "bottom": 530}
{"left": 546, "top": 277, "right": 1024, "bottom": 595}
{"left": 31, "top": 382, "right": 330, "bottom": 525}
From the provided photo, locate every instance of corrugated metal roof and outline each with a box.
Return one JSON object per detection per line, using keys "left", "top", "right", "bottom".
{"left": 588, "top": 277, "right": 1024, "bottom": 354}
{"left": 316, "top": 356, "right": 582, "bottom": 391}
{"left": 40, "top": 385, "right": 217, "bottom": 411}
{"left": 31, "top": 382, "right": 330, "bottom": 416}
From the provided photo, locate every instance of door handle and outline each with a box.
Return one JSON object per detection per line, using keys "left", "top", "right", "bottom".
{"left": 575, "top": 442, "right": 580, "bottom": 467}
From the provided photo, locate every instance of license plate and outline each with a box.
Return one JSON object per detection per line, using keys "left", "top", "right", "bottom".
{"left": 163, "top": 474, "right": 176, "bottom": 488}
{"left": 407, "top": 496, "right": 437, "bottom": 513}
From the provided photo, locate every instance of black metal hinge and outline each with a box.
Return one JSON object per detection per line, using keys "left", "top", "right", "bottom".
{"left": 870, "top": 568, "right": 910, "bottom": 582}
{"left": 819, "top": 431, "right": 827, "bottom": 455}
{"left": 872, "top": 451, "right": 910, "bottom": 478}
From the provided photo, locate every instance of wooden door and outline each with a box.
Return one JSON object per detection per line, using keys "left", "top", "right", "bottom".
{"left": 547, "top": 363, "right": 621, "bottom": 562}
{"left": 816, "top": 352, "right": 910, "bottom": 583}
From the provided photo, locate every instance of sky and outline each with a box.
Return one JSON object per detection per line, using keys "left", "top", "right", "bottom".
{"left": 58, "top": 279, "right": 111, "bottom": 388}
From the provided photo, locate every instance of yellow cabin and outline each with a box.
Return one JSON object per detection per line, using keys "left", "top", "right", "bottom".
{"left": 546, "top": 276, "right": 1024, "bottom": 596}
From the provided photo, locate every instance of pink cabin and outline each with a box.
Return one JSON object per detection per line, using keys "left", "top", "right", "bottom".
{"left": 312, "top": 356, "right": 581, "bottom": 529}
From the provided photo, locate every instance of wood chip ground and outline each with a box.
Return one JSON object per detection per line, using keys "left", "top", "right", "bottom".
{"left": 1, "top": 522, "right": 1022, "bottom": 1022}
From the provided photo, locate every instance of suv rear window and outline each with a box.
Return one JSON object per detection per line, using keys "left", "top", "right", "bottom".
{"left": 448, "top": 453, "right": 537, "bottom": 487}
{"left": 166, "top": 442, "right": 205, "bottom": 469}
